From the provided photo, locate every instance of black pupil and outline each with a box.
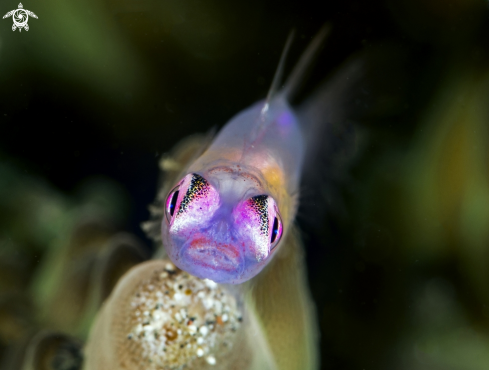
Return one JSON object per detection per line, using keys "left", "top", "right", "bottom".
{"left": 271, "top": 217, "right": 279, "bottom": 243}
{"left": 169, "top": 191, "right": 179, "bottom": 216}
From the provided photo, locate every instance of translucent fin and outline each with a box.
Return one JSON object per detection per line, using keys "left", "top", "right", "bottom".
{"left": 247, "top": 226, "right": 319, "bottom": 370}
{"left": 264, "top": 30, "right": 295, "bottom": 106}
{"left": 296, "top": 44, "right": 411, "bottom": 227}
{"left": 253, "top": 30, "right": 295, "bottom": 143}
{"left": 282, "top": 24, "right": 331, "bottom": 103}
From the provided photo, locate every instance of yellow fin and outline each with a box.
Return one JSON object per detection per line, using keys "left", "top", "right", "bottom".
{"left": 247, "top": 226, "right": 319, "bottom": 370}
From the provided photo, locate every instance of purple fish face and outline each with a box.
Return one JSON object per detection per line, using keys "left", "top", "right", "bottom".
{"left": 162, "top": 172, "right": 283, "bottom": 284}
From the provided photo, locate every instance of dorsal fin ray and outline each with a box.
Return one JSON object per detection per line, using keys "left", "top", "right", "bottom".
{"left": 282, "top": 24, "right": 331, "bottom": 103}
{"left": 250, "top": 30, "right": 295, "bottom": 146}
{"left": 251, "top": 26, "right": 330, "bottom": 149}
{"left": 264, "top": 30, "right": 295, "bottom": 106}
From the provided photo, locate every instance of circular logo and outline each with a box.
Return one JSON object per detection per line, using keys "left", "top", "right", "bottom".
{"left": 12, "top": 9, "right": 28, "bottom": 28}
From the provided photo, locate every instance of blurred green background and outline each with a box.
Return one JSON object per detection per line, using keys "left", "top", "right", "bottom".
{"left": 1, "top": 0, "right": 489, "bottom": 369}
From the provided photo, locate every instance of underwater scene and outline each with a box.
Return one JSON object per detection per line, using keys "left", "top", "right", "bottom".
{"left": 1, "top": 0, "right": 489, "bottom": 369}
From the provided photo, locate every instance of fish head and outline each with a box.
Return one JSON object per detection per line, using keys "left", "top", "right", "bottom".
{"left": 162, "top": 169, "right": 284, "bottom": 284}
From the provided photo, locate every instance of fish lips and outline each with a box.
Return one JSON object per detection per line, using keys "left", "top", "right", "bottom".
{"left": 178, "top": 236, "right": 245, "bottom": 283}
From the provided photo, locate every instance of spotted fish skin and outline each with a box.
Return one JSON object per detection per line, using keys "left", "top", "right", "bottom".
{"left": 177, "top": 174, "right": 209, "bottom": 216}
{"left": 247, "top": 195, "right": 269, "bottom": 238}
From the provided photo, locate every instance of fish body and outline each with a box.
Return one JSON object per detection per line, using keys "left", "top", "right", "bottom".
{"left": 162, "top": 30, "right": 327, "bottom": 284}
{"left": 141, "top": 133, "right": 320, "bottom": 370}
{"left": 163, "top": 99, "right": 303, "bottom": 284}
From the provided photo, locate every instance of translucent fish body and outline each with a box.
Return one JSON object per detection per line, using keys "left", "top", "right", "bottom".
{"left": 163, "top": 97, "right": 304, "bottom": 284}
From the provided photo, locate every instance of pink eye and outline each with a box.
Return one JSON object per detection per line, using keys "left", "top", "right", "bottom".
{"left": 164, "top": 173, "right": 219, "bottom": 226}
{"left": 165, "top": 185, "right": 180, "bottom": 222}
{"left": 244, "top": 195, "right": 283, "bottom": 254}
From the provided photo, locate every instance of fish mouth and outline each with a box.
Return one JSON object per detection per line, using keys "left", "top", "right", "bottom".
{"left": 180, "top": 237, "right": 243, "bottom": 281}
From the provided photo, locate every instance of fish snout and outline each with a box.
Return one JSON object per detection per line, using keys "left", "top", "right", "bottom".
{"left": 179, "top": 236, "right": 244, "bottom": 283}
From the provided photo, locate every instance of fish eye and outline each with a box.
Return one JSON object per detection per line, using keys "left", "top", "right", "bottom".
{"left": 165, "top": 185, "right": 180, "bottom": 222}
{"left": 270, "top": 212, "right": 283, "bottom": 250}
{"left": 245, "top": 194, "right": 283, "bottom": 253}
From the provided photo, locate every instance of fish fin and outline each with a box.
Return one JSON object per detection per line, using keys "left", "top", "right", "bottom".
{"left": 248, "top": 27, "right": 328, "bottom": 148}
{"left": 296, "top": 44, "right": 411, "bottom": 227}
{"left": 264, "top": 30, "right": 295, "bottom": 106}
{"left": 248, "top": 226, "right": 319, "bottom": 370}
{"left": 250, "top": 30, "right": 295, "bottom": 145}
{"left": 282, "top": 24, "right": 331, "bottom": 103}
